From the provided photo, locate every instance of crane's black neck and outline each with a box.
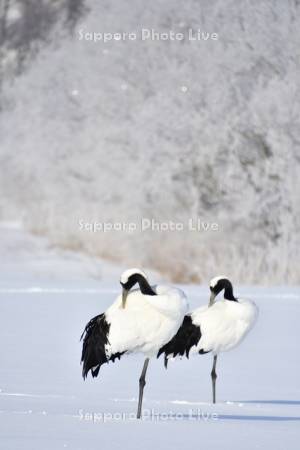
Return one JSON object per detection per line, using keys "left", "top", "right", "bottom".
{"left": 122, "top": 273, "right": 156, "bottom": 296}
{"left": 224, "top": 283, "right": 237, "bottom": 301}
{"left": 137, "top": 275, "right": 156, "bottom": 296}
{"left": 212, "top": 278, "right": 237, "bottom": 302}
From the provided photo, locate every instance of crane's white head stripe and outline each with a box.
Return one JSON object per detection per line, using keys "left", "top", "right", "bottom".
{"left": 210, "top": 275, "right": 229, "bottom": 288}
{"left": 120, "top": 268, "right": 148, "bottom": 284}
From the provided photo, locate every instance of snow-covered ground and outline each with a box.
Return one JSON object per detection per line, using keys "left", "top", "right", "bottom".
{"left": 0, "top": 225, "right": 300, "bottom": 449}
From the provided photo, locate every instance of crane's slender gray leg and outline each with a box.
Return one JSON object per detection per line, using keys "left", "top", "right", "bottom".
{"left": 211, "top": 355, "right": 217, "bottom": 404}
{"left": 137, "top": 358, "right": 150, "bottom": 419}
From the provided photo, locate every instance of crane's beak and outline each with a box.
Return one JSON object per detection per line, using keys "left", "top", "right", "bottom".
{"left": 122, "top": 288, "right": 129, "bottom": 309}
{"left": 209, "top": 292, "right": 216, "bottom": 307}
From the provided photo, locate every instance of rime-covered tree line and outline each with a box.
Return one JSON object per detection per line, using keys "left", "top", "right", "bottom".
{"left": 0, "top": 0, "right": 299, "bottom": 284}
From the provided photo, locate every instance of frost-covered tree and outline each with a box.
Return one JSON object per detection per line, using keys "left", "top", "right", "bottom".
{"left": 0, "top": 0, "right": 299, "bottom": 283}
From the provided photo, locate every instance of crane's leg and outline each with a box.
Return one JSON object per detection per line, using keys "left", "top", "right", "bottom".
{"left": 211, "top": 355, "right": 217, "bottom": 404}
{"left": 137, "top": 358, "right": 150, "bottom": 419}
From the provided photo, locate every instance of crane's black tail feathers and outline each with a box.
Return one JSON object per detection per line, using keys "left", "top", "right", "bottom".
{"left": 157, "top": 315, "right": 204, "bottom": 368}
{"left": 80, "top": 313, "right": 124, "bottom": 379}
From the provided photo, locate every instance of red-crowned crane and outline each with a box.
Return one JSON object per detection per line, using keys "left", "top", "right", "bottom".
{"left": 158, "top": 276, "right": 258, "bottom": 403}
{"left": 81, "top": 268, "right": 188, "bottom": 418}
